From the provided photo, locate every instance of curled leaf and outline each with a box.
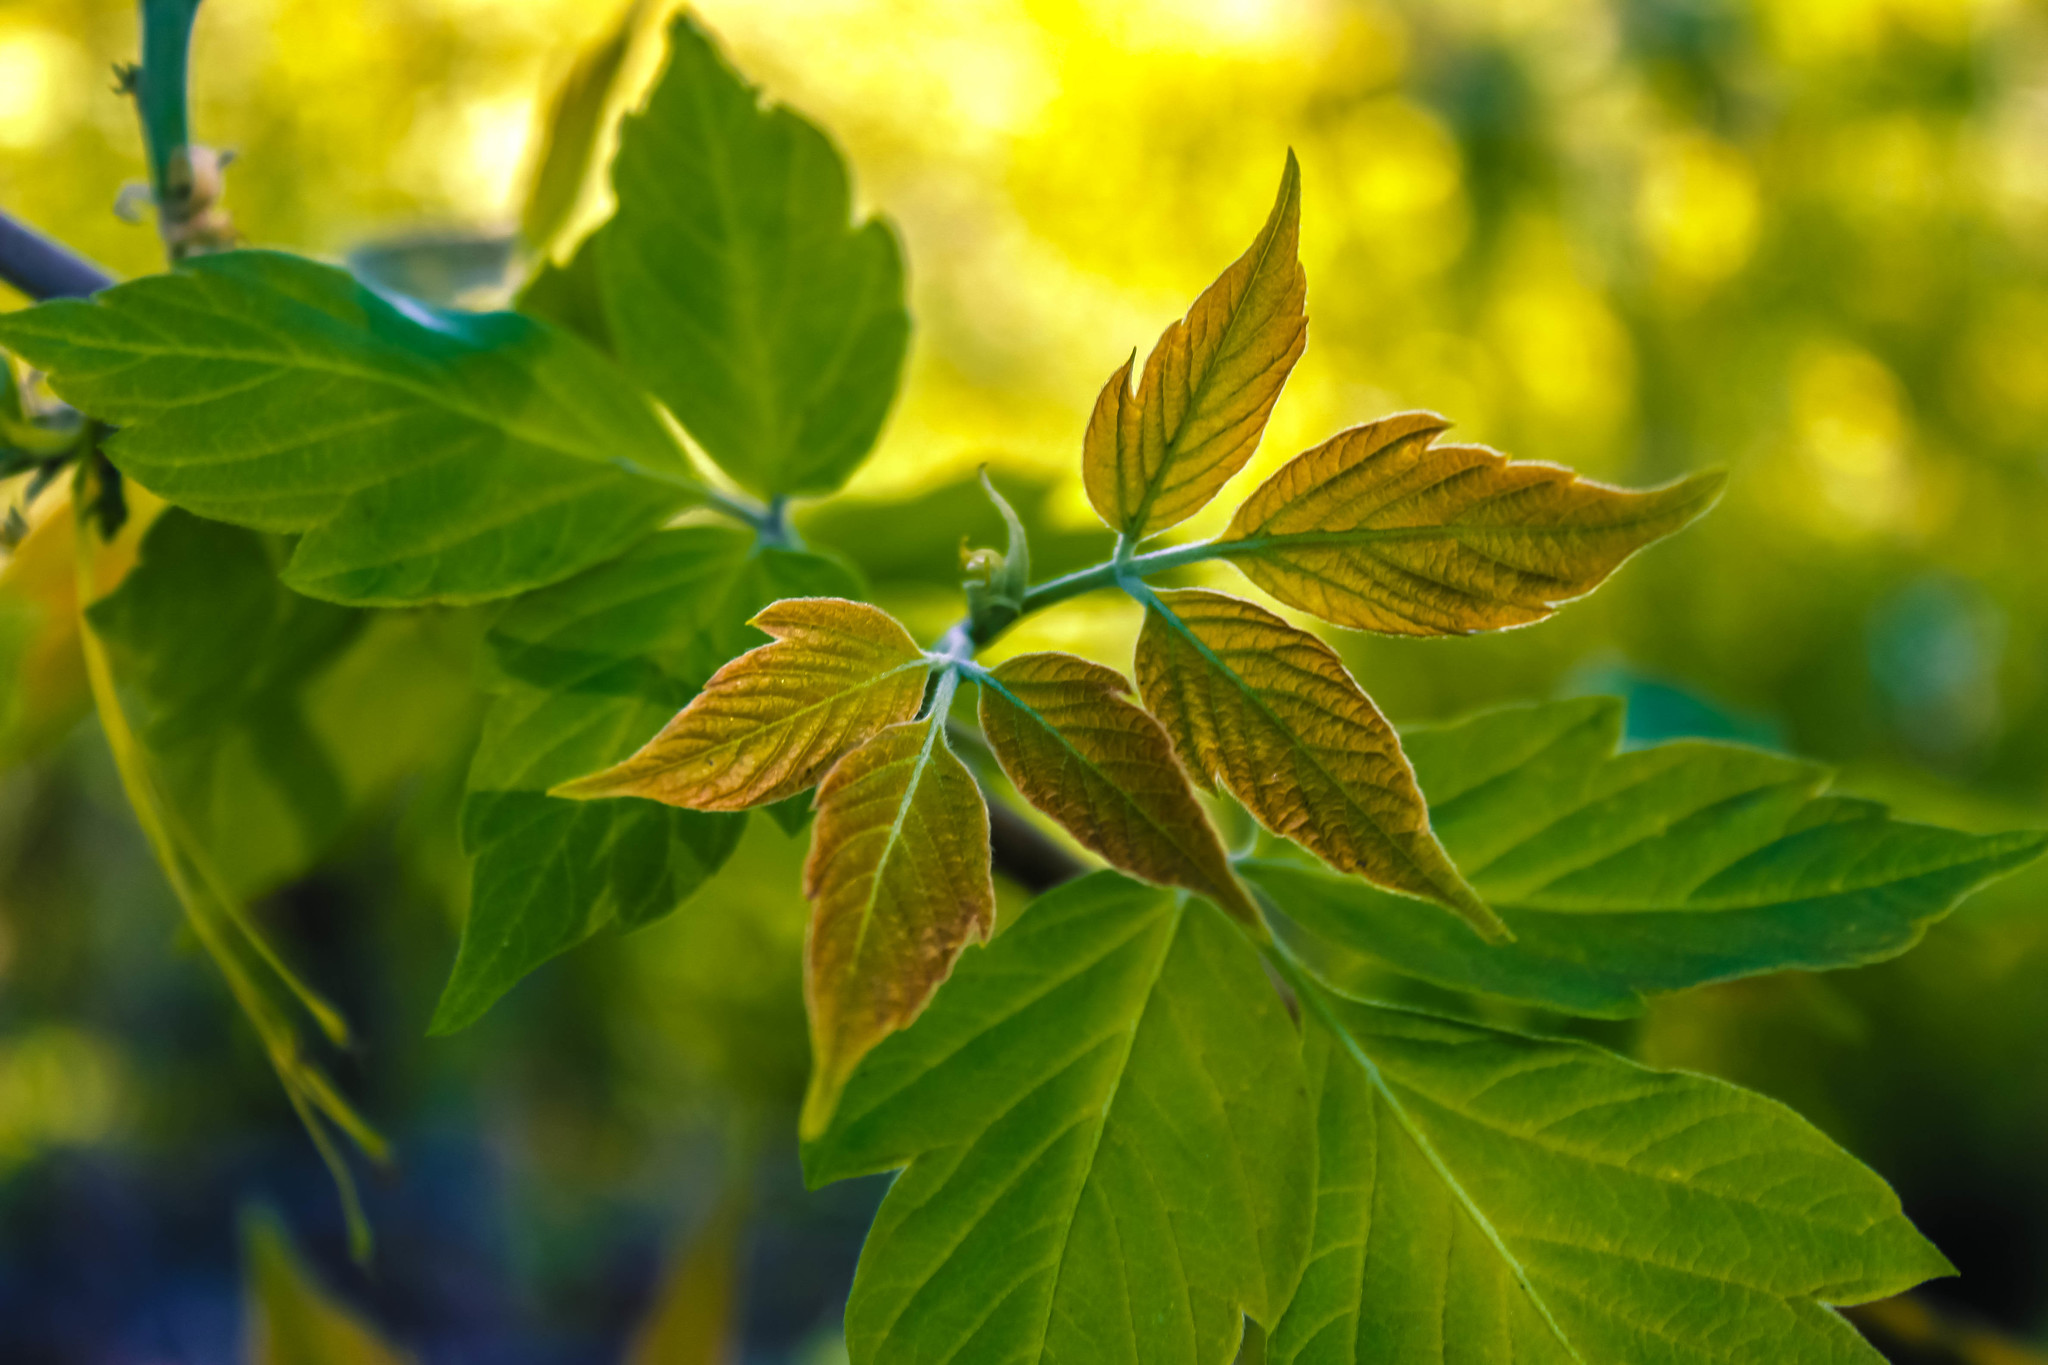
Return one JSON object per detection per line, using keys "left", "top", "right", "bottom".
{"left": 801, "top": 715, "right": 994, "bottom": 1137}
{"left": 1083, "top": 152, "right": 1307, "bottom": 540}
{"left": 976, "top": 651, "right": 1261, "bottom": 928}
{"left": 1135, "top": 588, "right": 1502, "bottom": 940}
{"left": 1218, "top": 411, "right": 1724, "bottom": 635}
{"left": 554, "top": 597, "right": 931, "bottom": 810}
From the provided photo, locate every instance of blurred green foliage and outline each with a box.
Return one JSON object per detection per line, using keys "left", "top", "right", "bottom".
{"left": 5, "top": 0, "right": 2048, "bottom": 1352}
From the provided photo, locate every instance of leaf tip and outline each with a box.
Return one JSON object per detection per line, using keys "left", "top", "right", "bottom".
{"left": 545, "top": 768, "right": 622, "bottom": 801}
{"left": 425, "top": 987, "right": 484, "bottom": 1038}
{"left": 798, "top": 1057, "right": 853, "bottom": 1143}
{"left": 1446, "top": 882, "right": 1513, "bottom": 944}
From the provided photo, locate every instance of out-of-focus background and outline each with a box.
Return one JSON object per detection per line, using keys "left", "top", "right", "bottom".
{"left": 5, "top": 0, "right": 2048, "bottom": 1359}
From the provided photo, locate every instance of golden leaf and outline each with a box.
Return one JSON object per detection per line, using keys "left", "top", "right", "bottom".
{"left": 1217, "top": 411, "right": 1725, "bottom": 635}
{"left": 553, "top": 597, "right": 932, "bottom": 809}
{"left": 801, "top": 715, "right": 994, "bottom": 1137}
{"left": 1135, "top": 588, "right": 1505, "bottom": 940}
{"left": 976, "top": 651, "right": 1262, "bottom": 929}
{"left": 1083, "top": 152, "right": 1307, "bottom": 540}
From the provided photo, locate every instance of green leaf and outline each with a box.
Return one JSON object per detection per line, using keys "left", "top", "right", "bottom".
{"left": 87, "top": 510, "right": 361, "bottom": 887}
{"left": 434, "top": 525, "right": 857, "bottom": 1033}
{"left": 86, "top": 508, "right": 477, "bottom": 899}
{"left": 0, "top": 250, "right": 700, "bottom": 605}
{"left": 1269, "top": 987, "right": 1951, "bottom": 1364}
{"left": 1246, "top": 699, "right": 2048, "bottom": 1016}
{"left": 593, "top": 13, "right": 909, "bottom": 497}
{"left": 805, "top": 872, "right": 1314, "bottom": 1365}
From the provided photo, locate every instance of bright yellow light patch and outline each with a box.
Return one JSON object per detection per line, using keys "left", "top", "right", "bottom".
{"left": 1792, "top": 342, "right": 1917, "bottom": 535}
{"left": 0, "top": 1025, "right": 127, "bottom": 1168}
{"left": 1486, "top": 230, "right": 1635, "bottom": 440}
{"left": 0, "top": 26, "right": 86, "bottom": 151}
{"left": 1637, "top": 134, "right": 1760, "bottom": 288}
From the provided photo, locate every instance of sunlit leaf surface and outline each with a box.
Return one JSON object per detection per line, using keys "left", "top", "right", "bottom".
{"left": 0, "top": 251, "right": 700, "bottom": 605}
{"left": 806, "top": 872, "right": 1314, "bottom": 1365}
{"left": 1248, "top": 699, "right": 2048, "bottom": 1016}
{"left": 801, "top": 716, "right": 993, "bottom": 1137}
{"left": 1218, "top": 411, "right": 1724, "bottom": 635}
{"left": 1269, "top": 993, "right": 1951, "bottom": 1364}
{"left": 1136, "top": 588, "right": 1498, "bottom": 938}
{"left": 1083, "top": 152, "right": 1305, "bottom": 540}
{"left": 436, "top": 528, "right": 856, "bottom": 1033}
{"left": 976, "top": 650, "right": 1259, "bottom": 926}
{"left": 593, "top": 13, "right": 909, "bottom": 498}
{"left": 555, "top": 597, "right": 930, "bottom": 812}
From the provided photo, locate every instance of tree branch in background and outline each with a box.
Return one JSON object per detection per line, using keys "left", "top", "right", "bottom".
{"left": 985, "top": 797, "right": 1088, "bottom": 894}
{"left": 0, "top": 211, "right": 116, "bottom": 301}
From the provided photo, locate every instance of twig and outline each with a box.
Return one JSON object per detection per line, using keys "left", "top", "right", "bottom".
{"left": 0, "top": 210, "right": 116, "bottom": 301}
{"left": 986, "top": 799, "right": 1087, "bottom": 893}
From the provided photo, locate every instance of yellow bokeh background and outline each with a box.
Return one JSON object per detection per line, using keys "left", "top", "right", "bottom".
{"left": 7, "top": 0, "right": 2048, "bottom": 763}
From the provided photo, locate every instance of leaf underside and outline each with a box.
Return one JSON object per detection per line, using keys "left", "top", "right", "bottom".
{"left": 1135, "top": 588, "right": 1498, "bottom": 938}
{"left": 435, "top": 527, "right": 857, "bottom": 1033}
{"left": 1083, "top": 151, "right": 1307, "bottom": 540}
{"left": 976, "top": 650, "right": 1259, "bottom": 926}
{"left": 553, "top": 596, "right": 931, "bottom": 812}
{"left": 594, "top": 12, "right": 909, "bottom": 498}
{"left": 0, "top": 251, "right": 699, "bottom": 606}
{"left": 1219, "top": 411, "right": 1725, "bottom": 635}
{"left": 801, "top": 715, "right": 994, "bottom": 1137}
{"left": 1270, "top": 992, "right": 1951, "bottom": 1364}
{"left": 1247, "top": 697, "right": 2048, "bottom": 1016}
{"left": 806, "top": 873, "right": 1315, "bottom": 1365}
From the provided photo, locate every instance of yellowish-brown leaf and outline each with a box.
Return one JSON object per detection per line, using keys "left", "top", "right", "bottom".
{"left": 1135, "top": 588, "right": 1506, "bottom": 940}
{"left": 1218, "top": 411, "right": 1725, "bottom": 635}
{"left": 1083, "top": 152, "right": 1307, "bottom": 540}
{"left": 977, "top": 651, "right": 1262, "bottom": 929}
{"left": 800, "top": 715, "right": 994, "bottom": 1138}
{"left": 552, "top": 597, "right": 932, "bottom": 810}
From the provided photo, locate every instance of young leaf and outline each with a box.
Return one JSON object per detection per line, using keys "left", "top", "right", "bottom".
{"left": 1246, "top": 698, "right": 2048, "bottom": 1016}
{"left": 1083, "top": 152, "right": 1307, "bottom": 540}
{"left": 1135, "top": 588, "right": 1501, "bottom": 939}
{"left": 1216, "top": 411, "right": 1724, "bottom": 635}
{"left": 801, "top": 715, "right": 994, "bottom": 1137}
{"left": 805, "top": 872, "right": 1315, "bottom": 1365}
{"left": 594, "top": 13, "right": 909, "bottom": 497}
{"left": 554, "top": 598, "right": 932, "bottom": 811}
{"left": 436, "top": 526, "right": 857, "bottom": 1033}
{"left": 975, "top": 651, "right": 1261, "bottom": 927}
{"left": 1269, "top": 990, "right": 1952, "bottom": 1364}
{"left": 0, "top": 251, "right": 700, "bottom": 605}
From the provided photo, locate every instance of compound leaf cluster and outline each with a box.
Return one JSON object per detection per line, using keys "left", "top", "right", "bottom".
{"left": 3, "top": 12, "right": 2041, "bottom": 1362}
